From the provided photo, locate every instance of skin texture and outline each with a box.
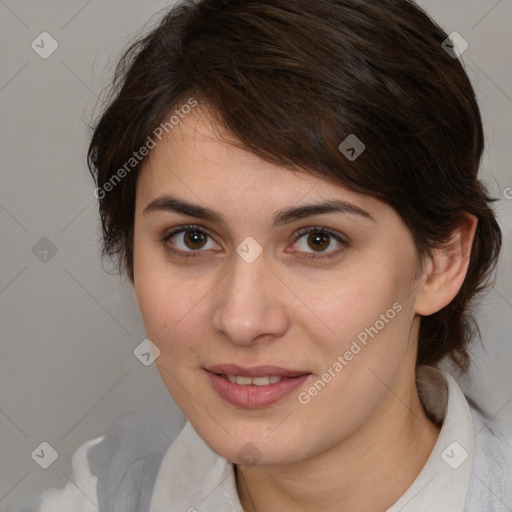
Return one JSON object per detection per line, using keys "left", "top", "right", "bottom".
{"left": 132, "top": 105, "right": 477, "bottom": 511}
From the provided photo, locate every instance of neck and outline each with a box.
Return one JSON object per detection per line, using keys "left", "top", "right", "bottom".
{"left": 236, "top": 369, "right": 441, "bottom": 512}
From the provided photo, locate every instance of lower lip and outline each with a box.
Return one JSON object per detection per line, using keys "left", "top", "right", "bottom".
{"left": 206, "top": 371, "right": 311, "bottom": 408}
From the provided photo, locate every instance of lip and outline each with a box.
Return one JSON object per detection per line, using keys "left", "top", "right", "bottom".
{"left": 206, "top": 364, "right": 308, "bottom": 378}
{"left": 204, "top": 365, "right": 311, "bottom": 408}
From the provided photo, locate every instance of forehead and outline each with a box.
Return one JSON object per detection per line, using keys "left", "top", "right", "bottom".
{"left": 139, "top": 105, "right": 311, "bottom": 188}
{"left": 136, "top": 104, "right": 390, "bottom": 222}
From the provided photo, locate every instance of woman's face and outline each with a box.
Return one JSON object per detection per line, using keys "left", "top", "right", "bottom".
{"left": 133, "top": 106, "right": 425, "bottom": 466}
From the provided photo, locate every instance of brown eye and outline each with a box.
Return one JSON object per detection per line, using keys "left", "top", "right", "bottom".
{"left": 161, "top": 225, "right": 219, "bottom": 258}
{"left": 306, "top": 232, "right": 331, "bottom": 252}
{"left": 292, "top": 227, "right": 349, "bottom": 260}
{"left": 183, "top": 230, "right": 208, "bottom": 250}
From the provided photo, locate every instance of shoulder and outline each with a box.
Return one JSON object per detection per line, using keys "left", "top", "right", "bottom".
{"left": 150, "top": 421, "right": 238, "bottom": 511}
{"left": 37, "top": 405, "right": 186, "bottom": 512}
{"left": 465, "top": 403, "right": 512, "bottom": 511}
{"left": 38, "top": 435, "right": 104, "bottom": 512}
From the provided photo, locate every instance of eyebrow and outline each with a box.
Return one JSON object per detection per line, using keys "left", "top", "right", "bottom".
{"left": 142, "top": 194, "right": 376, "bottom": 228}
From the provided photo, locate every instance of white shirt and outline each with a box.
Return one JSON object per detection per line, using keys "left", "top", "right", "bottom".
{"left": 38, "top": 366, "right": 512, "bottom": 511}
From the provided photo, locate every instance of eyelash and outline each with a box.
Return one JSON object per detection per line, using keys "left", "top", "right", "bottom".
{"left": 160, "top": 224, "right": 349, "bottom": 261}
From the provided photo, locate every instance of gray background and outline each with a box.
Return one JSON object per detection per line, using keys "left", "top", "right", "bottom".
{"left": 0, "top": 1, "right": 511, "bottom": 511}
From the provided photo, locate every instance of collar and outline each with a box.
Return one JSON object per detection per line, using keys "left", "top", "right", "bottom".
{"left": 150, "top": 366, "right": 474, "bottom": 512}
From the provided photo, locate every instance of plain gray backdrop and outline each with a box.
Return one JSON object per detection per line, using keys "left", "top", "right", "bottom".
{"left": 0, "top": 1, "right": 511, "bottom": 511}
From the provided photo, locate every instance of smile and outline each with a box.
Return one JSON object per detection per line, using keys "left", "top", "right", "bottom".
{"left": 225, "top": 375, "right": 283, "bottom": 385}
{"left": 204, "top": 364, "right": 311, "bottom": 408}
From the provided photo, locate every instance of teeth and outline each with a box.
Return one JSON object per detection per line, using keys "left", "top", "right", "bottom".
{"left": 252, "top": 376, "right": 270, "bottom": 386}
{"left": 225, "top": 375, "right": 283, "bottom": 385}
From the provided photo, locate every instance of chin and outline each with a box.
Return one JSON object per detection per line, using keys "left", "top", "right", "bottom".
{"left": 190, "top": 415, "right": 312, "bottom": 467}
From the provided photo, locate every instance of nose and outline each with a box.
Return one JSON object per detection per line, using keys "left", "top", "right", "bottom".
{"left": 211, "top": 249, "right": 289, "bottom": 346}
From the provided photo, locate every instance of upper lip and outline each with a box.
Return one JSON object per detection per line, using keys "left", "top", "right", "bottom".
{"left": 206, "top": 364, "right": 310, "bottom": 378}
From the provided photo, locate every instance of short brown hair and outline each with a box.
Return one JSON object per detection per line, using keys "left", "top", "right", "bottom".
{"left": 88, "top": 0, "right": 502, "bottom": 372}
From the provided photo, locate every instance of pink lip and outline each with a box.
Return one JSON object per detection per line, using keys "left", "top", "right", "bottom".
{"left": 206, "top": 364, "right": 308, "bottom": 378}
{"left": 205, "top": 365, "right": 311, "bottom": 408}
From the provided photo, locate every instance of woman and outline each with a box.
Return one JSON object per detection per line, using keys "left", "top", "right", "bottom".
{"left": 38, "top": 0, "right": 511, "bottom": 510}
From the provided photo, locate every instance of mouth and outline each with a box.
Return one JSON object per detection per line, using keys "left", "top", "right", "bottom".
{"left": 204, "top": 364, "right": 312, "bottom": 408}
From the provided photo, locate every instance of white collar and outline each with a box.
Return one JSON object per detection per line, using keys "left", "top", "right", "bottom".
{"left": 150, "top": 366, "right": 474, "bottom": 512}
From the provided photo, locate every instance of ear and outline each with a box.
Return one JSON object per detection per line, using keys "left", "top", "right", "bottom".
{"left": 414, "top": 213, "right": 478, "bottom": 316}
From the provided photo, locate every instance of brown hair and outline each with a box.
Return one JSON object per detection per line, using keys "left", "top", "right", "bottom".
{"left": 88, "top": 0, "right": 502, "bottom": 372}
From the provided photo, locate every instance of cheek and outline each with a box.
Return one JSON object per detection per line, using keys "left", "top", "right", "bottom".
{"left": 293, "top": 281, "right": 412, "bottom": 443}
{"left": 133, "top": 256, "right": 214, "bottom": 361}
{"left": 307, "top": 266, "right": 408, "bottom": 354}
{"left": 306, "top": 270, "right": 413, "bottom": 386}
